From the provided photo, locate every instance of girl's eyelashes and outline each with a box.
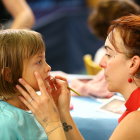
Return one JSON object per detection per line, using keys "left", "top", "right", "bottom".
{"left": 36, "top": 60, "right": 42, "bottom": 65}
{"left": 36, "top": 58, "right": 46, "bottom": 65}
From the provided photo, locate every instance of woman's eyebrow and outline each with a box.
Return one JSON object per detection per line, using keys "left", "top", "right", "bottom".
{"left": 104, "top": 45, "right": 113, "bottom": 51}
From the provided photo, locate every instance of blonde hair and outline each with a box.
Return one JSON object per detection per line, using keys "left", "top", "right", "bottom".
{"left": 0, "top": 29, "right": 45, "bottom": 100}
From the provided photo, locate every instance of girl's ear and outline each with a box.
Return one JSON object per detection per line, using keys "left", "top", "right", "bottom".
{"left": 2, "top": 67, "right": 12, "bottom": 82}
{"left": 129, "top": 56, "right": 140, "bottom": 75}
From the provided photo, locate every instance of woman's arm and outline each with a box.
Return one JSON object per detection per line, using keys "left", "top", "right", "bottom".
{"left": 2, "top": 0, "right": 35, "bottom": 29}
{"left": 17, "top": 72, "right": 66, "bottom": 140}
{"left": 60, "top": 111, "right": 85, "bottom": 140}
{"left": 52, "top": 76, "right": 84, "bottom": 140}
{"left": 17, "top": 71, "right": 84, "bottom": 140}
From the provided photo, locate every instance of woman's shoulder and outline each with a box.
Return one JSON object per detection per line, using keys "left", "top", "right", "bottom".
{"left": 109, "top": 111, "right": 140, "bottom": 140}
{"left": 125, "top": 110, "right": 140, "bottom": 122}
{"left": 121, "top": 110, "right": 140, "bottom": 128}
{"left": 120, "top": 111, "right": 140, "bottom": 136}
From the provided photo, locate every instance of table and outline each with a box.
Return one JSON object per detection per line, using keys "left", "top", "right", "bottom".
{"left": 70, "top": 96, "right": 119, "bottom": 140}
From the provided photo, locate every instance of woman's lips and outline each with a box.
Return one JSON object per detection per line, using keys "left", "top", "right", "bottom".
{"left": 104, "top": 75, "right": 108, "bottom": 79}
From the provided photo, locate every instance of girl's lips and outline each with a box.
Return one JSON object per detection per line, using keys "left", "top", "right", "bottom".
{"left": 45, "top": 75, "right": 51, "bottom": 81}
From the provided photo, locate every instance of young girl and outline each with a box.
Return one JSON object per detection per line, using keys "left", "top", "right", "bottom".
{"left": 0, "top": 29, "right": 53, "bottom": 140}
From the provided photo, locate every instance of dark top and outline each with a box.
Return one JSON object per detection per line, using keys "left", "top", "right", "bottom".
{"left": 0, "top": 1, "right": 11, "bottom": 23}
{"left": 134, "top": 0, "right": 140, "bottom": 6}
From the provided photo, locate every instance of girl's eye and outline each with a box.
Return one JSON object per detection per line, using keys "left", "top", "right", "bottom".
{"left": 36, "top": 60, "right": 41, "bottom": 65}
{"left": 105, "top": 54, "right": 111, "bottom": 58}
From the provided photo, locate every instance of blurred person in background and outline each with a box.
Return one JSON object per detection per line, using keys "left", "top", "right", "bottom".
{"left": 0, "top": 0, "right": 35, "bottom": 29}
{"left": 134, "top": 0, "right": 140, "bottom": 6}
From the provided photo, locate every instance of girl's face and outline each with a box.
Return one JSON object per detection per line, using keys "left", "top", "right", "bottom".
{"left": 22, "top": 51, "right": 51, "bottom": 91}
{"left": 99, "top": 29, "right": 130, "bottom": 93}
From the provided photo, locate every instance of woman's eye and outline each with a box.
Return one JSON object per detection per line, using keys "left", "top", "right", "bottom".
{"left": 105, "top": 54, "right": 111, "bottom": 58}
{"left": 36, "top": 60, "right": 41, "bottom": 65}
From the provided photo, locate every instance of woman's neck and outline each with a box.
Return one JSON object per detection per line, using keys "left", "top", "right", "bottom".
{"left": 5, "top": 94, "right": 29, "bottom": 111}
{"left": 121, "top": 83, "right": 139, "bottom": 101}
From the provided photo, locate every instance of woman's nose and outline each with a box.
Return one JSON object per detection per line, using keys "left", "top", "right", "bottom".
{"left": 99, "top": 56, "right": 106, "bottom": 69}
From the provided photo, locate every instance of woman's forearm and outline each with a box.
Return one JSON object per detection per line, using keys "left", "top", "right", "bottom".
{"left": 60, "top": 111, "right": 85, "bottom": 140}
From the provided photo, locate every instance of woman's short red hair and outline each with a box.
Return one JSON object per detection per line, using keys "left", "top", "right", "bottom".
{"left": 108, "top": 14, "right": 140, "bottom": 58}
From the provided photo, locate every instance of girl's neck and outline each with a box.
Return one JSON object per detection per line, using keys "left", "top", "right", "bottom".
{"left": 5, "top": 94, "right": 29, "bottom": 111}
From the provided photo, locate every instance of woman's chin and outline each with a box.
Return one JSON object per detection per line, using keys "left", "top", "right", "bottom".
{"left": 107, "top": 85, "right": 116, "bottom": 92}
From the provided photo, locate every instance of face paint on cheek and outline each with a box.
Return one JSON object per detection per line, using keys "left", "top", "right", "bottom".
{"left": 108, "top": 53, "right": 117, "bottom": 63}
{"left": 113, "top": 53, "right": 117, "bottom": 58}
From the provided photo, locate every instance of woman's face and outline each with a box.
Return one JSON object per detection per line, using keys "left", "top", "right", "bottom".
{"left": 99, "top": 29, "right": 130, "bottom": 93}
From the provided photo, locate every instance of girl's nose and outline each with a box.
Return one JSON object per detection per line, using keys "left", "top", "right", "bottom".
{"left": 45, "top": 63, "right": 51, "bottom": 73}
{"left": 99, "top": 56, "right": 106, "bottom": 69}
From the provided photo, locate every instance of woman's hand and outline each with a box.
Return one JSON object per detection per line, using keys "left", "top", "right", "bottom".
{"left": 46, "top": 75, "right": 71, "bottom": 115}
{"left": 16, "top": 72, "right": 61, "bottom": 132}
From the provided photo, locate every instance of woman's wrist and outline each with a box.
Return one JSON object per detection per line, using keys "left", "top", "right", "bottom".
{"left": 44, "top": 121, "right": 62, "bottom": 134}
{"left": 59, "top": 110, "right": 71, "bottom": 122}
{"left": 44, "top": 121, "right": 66, "bottom": 140}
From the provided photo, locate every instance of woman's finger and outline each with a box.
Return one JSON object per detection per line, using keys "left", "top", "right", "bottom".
{"left": 16, "top": 85, "right": 35, "bottom": 111}
{"left": 18, "top": 78, "right": 40, "bottom": 101}
{"left": 55, "top": 79, "right": 69, "bottom": 92}
{"left": 54, "top": 76, "right": 69, "bottom": 85}
{"left": 34, "top": 72, "right": 50, "bottom": 99}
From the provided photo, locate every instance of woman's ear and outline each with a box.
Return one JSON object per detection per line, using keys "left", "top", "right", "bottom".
{"left": 129, "top": 56, "right": 140, "bottom": 75}
{"left": 2, "top": 67, "right": 12, "bottom": 82}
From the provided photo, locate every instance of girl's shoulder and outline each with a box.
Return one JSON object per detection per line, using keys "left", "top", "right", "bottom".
{"left": 0, "top": 101, "right": 32, "bottom": 122}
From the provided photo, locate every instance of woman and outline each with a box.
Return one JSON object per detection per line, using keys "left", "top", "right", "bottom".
{"left": 69, "top": 0, "right": 140, "bottom": 98}
{"left": 17, "top": 14, "right": 140, "bottom": 140}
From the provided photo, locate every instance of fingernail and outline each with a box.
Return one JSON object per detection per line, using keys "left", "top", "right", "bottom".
{"left": 46, "top": 81, "right": 50, "bottom": 86}
{"left": 54, "top": 78, "right": 58, "bottom": 82}
{"left": 16, "top": 85, "right": 19, "bottom": 89}
{"left": 18, "top": 96, "right": 22, "bottom": 99}
{"left": 18, "top": 78, "right": 23, "bottom": 83}
{"left": 34, "top": 71, "right": 39, "bottom": 76}
{"left": 54, "top": 78, "right": 56, "bottom": 83}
